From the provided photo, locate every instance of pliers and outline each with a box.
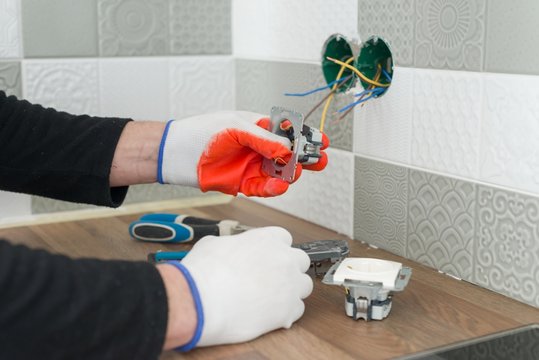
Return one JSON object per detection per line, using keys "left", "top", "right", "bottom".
{"left": 129, "top": 213, "right": 253, "bottom": 243}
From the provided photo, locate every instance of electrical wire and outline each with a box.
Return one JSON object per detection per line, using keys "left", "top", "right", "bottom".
{"left": 284, "top": 77, "right": 348, "bottom": 97}
{"left": 326, "top": 56, "right": 390, "bottom": 88}
{"left": 303, "top": 74, "right": 353, "bottom": 122}
{"left": 319, "top": 57, "right": 354, "bottom": 132}
{"left": 382, "top": 68, "right": 392, "bottom": 82}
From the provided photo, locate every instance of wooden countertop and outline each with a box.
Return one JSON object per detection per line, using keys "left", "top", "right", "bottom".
{"left": 2, "top": 198, "right": 538, "bottom": 359}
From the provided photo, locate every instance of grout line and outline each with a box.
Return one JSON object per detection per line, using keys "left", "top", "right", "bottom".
{"left": 0, "top": 194, "right": 232, "bottom": 229}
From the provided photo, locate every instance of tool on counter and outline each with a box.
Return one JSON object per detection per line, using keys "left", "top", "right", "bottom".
{"left": 129, "top": 213, "right": 253, "bottom": 243}
{"left": 293, "top": 240, "right": 350, "bottom": 276}
{"left": 323, "top": 258, "right": 412, "bottom": 321}
{"left": 147, "top": 250, "right": 189, "bottom": 263}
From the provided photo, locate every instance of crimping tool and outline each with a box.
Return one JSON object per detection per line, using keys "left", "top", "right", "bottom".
{"left": 129, "top": 213, "right": 253, "bottom": 243}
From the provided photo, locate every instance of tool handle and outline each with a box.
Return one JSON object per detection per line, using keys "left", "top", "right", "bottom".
{"left": 148, "top": 251, "right": 189, "bottom": 263}
{"left": 140, "top": 213, "right": 221, "bottom": 226}
{"left": 129, "top": 220, "right": 194, "bottom": 243}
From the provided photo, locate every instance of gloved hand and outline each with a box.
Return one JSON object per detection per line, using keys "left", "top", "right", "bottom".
{"left": 157, "top": 111, "right": 329, "bottom": 197}
{"left": 168, "top": 227, "right": 313, "bottom": 349}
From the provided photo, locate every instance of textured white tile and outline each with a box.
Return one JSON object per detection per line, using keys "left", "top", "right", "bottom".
{"left": 23, "top": 59, "right": 99, "bottom": 116}
{"left": 233, "top": 0, "right": 358, "bottom": 61}
{"left": 353, "top": 66, "right": 413, "bottom": 164}
{"left": 252, "top": 148, "right": 354, "bottom": 237}
{"left": 411, "top": 69, "right": 482, "bottom": 179}
{"left": 480, "top": 73, "right": 539, "bottom": 194}
{"left": 0, "top": 0, "right": 21, "bottom": 58}
{"left": 170, "top": 56, "right": 234, "bottom": 119}
{"left": 100, "top": 58, "right": 169, "bottom": 120}
{"left": 0, "top": 191, "right": 31, "bottom": 220}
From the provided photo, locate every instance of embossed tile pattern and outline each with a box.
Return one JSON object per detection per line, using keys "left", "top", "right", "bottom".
{"left": 98, "top": 0, "right": 168, "bottom": 56}
{"left": 170, "top": 0, "right": 231, "bottom": 55}
{"left": 354, "top": 156, "right": 408, "bottom": 256}
{"left": 0, "top": 61, "right": 21, "bottom": 97}
{"left": 414, "top": 0, "right": 486, "bottom": 71}
{"left": 235, "top": 59, "right": 353, "bottom": 151}
{"left": 485, "top": 0, "right": 539, "bottom": 75}
{"left": 353, "top": 66, "right": 413, "bottom": 164}
{"left": 407, "top": 170, "right": 475, "bottom": 280}
{"left": 411, "top": 69, "right": 482, "bottom": 179}
{"left": 252, "top": 148, "right": 354, "bottom": 237}
{"left": 21, "top": 0, "right": 98, "bottom": 57}
{"left": 170, "top": 56, "right": 234, "bottom": 119}
{"left": 233, "top": 0, "right": 358, "bottom": 61}
{"left": 0, "top": 0, "right": 21, "bottom": 58}
{"left": 357, "top": 0, "right": 415, "bottom": 66}
{"left": 480, "top": 73, "right": 539, "bottom": 195}
{"left": 23, "top": 60, "right": 99, "bottom": 116}
{"left": 475, "top": 186, "right": 539, "bottom": 307}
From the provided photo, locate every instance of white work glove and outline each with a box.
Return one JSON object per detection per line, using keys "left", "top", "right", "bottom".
{"left": 157, "top": 111, "right": 329, "bottom": 197}
{"left": 169, "top": 227, "right": 313, "bottom": 349}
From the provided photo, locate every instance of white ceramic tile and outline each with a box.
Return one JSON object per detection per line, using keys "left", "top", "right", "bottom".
{"left": 0, "top": 0, "right": 21, "bottom": 58}
{"left": 252, "top": 148, "right": 354, "bottom": 237}
{"left": 411, "top": 69, "right": 482, "bottom": 179}
{"left": 23, "top": 59, "right": 99, "bottom": 116}
{"left": 170, "top": 56, "right": 234, "bottom": 119}
{"left": 353, "top": 66, "right": 413, "bottom": 164}
{"left": 480, "top": 73, "right": 539, "bottom": 194}
{"left": 0, "top": 191, "right": 31, "bottom": 220}
{"left": 100, "top": 58, "right": 169, "bottom": 120}
{"left": 233, "top": 0, "right": 358, "bottom": 61}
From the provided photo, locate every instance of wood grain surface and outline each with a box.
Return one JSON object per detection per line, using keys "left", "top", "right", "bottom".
{"left": 1, "top": 198, "right": 538, "bottom": 359}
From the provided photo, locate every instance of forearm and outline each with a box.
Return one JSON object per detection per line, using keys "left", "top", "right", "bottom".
{"left": 109, "top": 121, "right": 166, "bottom": 187}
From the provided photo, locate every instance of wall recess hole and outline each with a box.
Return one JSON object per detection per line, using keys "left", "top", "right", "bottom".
{"left": 356, "top": 36, "right": 393, "bottom": 97}
{"left": 321, "top": 34, "right": 359, "bottom": 93}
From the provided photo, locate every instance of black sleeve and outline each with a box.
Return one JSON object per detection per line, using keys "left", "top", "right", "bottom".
{"left": 0, "top": 239, "right": 168, "bottom": 360}
{"left": 0, "top": 91, "right": 131, "bottom": 207}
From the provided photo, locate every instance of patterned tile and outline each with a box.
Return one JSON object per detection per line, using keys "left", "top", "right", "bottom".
{"left": 99, "top": 58, "right": 169, "bottom": 120}
{"left": 21, "top": 0, "right": 98, "bottom": 57}
{"left": 353, "top": 66, "right": 413, "bottom": 164}
{"left": 170, "top": 56, "right": 234, "bottom": 119}
{"left": 235, "top": 59, "right": 353, "bottom": 151}
{"left": 407, "top": 170, "right": 475, "bottom": 280}
{"left": 98, "top": 0, "right": 168, "bottom": 56}
{"left": 485, "top": 0, "right": 539, "bottom": 75}
{"left": 0, "top": 0, "right": 21, "bottom": 58}
{"left": 169, "top": 0, "right": 231, "bottom": 55}
{"left": 411, "top": 69, "right": 482, "bottom": 179}
{"left": 23, "top": 60, "right": 99, "bottom": 116}
{"left": 233, "top": 0, "right": 358, "bottom": 61}
{"left": 0, "top": 191, "right": 31, "bottom": 219}
{"left": 354, "top": 156, "right": 408, "bottom": 256}
{"left": 0, "top": 61, "right": 21, "bottom": 97}
{"left": 414, "top": 0, "right": 486, "bottom": 71}
{"left": 357, "top": 0, "right": 415, "bottom": 66}
{"left": 480, "top": 73, "right": 539, "bottom": 194}
{"left": 32, "top": 184, "right": 205, "bottom": 214}
{"left": 475, "top": 186, "right": 539, "bottom": 307}
{"left": 252, "top": 148, "right": 354, "bottom": 237}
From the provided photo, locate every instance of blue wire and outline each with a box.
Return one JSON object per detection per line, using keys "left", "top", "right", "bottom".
{"left": 382, "top": 69, "right": 392, "bottom": 82}
{"left": 284, "top": 77, "right": 348, "bottom": 97}
{"left": 354, "top": 87, "right": 385, "bottom": 97}
{"left": 338, "top": 92, "right": 380, "bottom": 113}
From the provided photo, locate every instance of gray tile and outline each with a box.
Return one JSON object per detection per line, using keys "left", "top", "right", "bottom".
{"left": 414, "top": 0, "right": 486, "bottom": 71}
{"left": 407, "top": 170, "right": 475, "bottom": 280}
{"left": 98, "top": 0, "right": 168, "bottom": 57}
{"left": 475, "top": 186, "right": 539, "bottom": 307}
{"left": 169, "top": 0, "right": 231, "bottom": 55}
{"left": 354, "top": 156, "right": 408, "bottom": 256}
{"left": 357, "top": 0, "right": 415, "bottom": 67}
{"left": 485, "top": 0, "right": 539, "bottom": 75}
{"left": 32, "top": 184, "right": 205, "bottom": 214}
{"left": 235, "top": 59, "right": 354, "bottom": 151}
{"left": 0, "top": 61, "right": 21, "bottom": 97}
{"left": 21, "top": 0, "right": 98, "bottom": 58}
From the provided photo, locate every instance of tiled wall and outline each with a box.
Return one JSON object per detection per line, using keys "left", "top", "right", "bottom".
{"left": 237, "top": 0, "right": 539, "bottom": 308}
{"left": 0, "top": 0, "right": 233, "bottom": 215}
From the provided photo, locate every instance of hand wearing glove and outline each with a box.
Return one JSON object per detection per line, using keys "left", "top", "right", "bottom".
{"left": 164, "top": 227, "right": 313, "bottom": 350}
{"left": 157, "top": 111, "right": 329, "bottom": 197}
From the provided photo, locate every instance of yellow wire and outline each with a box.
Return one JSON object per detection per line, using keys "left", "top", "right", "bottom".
{"left": 326, "top": 56, "right": 390, "bottom": 88}
{"left": 319, "top": 57, "right": 354, "bottom": 132}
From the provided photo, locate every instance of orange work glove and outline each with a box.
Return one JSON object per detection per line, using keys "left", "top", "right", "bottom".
{"left": 158, "top": 111, "right": 329, "bottom": 197}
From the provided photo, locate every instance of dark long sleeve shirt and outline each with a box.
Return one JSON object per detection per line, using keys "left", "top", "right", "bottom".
{"left": 0, "top": 92, "right": 168, "bottom": 359}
